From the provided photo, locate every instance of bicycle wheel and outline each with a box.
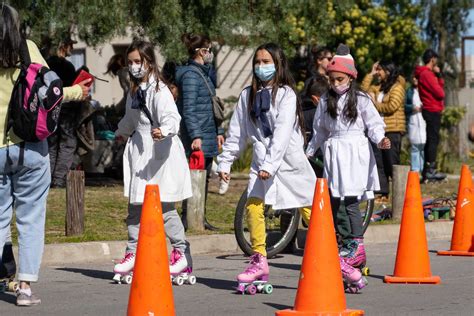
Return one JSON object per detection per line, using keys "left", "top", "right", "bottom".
{"left": 234, "top": 189, "right": 300, "bottom": 258}
{"left": 360, "top": 198, "right": 374, "bottom": 234}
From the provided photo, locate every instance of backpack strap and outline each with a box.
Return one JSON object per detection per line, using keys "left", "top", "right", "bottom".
{"left": 188, "top": 65, "right": 215, "bottom": 97}
{"left": 18, "top": 39, "right": 31, "bottom": 67}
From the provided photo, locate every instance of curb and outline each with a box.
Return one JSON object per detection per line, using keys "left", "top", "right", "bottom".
{"left": 29, "top": 220, "right": 454, "bottom": 267}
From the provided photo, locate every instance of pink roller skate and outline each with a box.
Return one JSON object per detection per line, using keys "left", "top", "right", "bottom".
{"left": 236, "top": 253, "right": 273, "bottom": 295}
{"left": 113, "top": 252, "right": 135, "bottom": 284}
{"left": 340, "top": 257, "right": 367, "bottom": 293}
{"left": 169, "top": 248, "right": 196, "bottom": 286}
{"left": 341, "top": 238, "right": 369, "bottom": 275}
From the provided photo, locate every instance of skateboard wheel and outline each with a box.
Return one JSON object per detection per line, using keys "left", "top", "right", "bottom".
{"left": 246, "top": 284, "right": 257, "bottom": 295}
{"left": 175, "top": 276, "right": 184, "bottom": 286}
{"left": 124, "top": 275, "right": 133, "bottom": 284}
{"left": 263, "top": 284, "right": 273, "bottom": 294}
{"left": 361, "top": 267, "right": 370, "bottom": 276}
{"left": 188, "top": 275, "right": 197, "bottom": 285}
{"left": 8, "top": 281, "right": 18, "bottom": 292}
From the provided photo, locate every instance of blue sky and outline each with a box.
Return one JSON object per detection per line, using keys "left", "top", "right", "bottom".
{"left": 463, "top": 9, "right": 474, "bottom": 55}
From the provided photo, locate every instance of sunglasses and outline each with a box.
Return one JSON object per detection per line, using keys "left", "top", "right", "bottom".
{"left": 195, "top": 47, "right": 212, "bottom": 52}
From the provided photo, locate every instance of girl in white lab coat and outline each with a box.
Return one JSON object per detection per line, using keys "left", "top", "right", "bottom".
{"left": 113, "top": 41, "right": 193, "bottom": 281}
{"left": 218, "top": 43, "right": 316, "bottom": 285}
{"left": 306, "top": 44, "right": 390, "bottom": 278}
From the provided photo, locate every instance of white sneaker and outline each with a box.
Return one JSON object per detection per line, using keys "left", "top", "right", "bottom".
{"left": 219, "top": 179, "right": 229, "bottom": 195}
{"left": 114, "top": 252, "right": 135, "bottom": 274}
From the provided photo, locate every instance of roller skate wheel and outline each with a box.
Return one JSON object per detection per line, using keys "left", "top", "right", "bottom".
{"left": 187, "top": 275, "right": 197, "bottom": 285}
{"left": 124, "top": 275, "right": 133, "bottom": 284}
{"left": 263, "top": 283, "right": 273, "bottom": 294}
{"left": 246, "top": 284, "right": 257, "bottom": 295}
{"left": 361, "top": 267, "right": 370, "bottom": 276}
{"left": 8, "top": 281, "right": 18, "bottom": 292}
{"left": 112, "top": 274, "right": 122, "bottom": 284}
{"left": 175, "top": 276, "right": 184, "bottom": 286}
{"left": 348, "top": 286, "right": 359, "bottom": 294}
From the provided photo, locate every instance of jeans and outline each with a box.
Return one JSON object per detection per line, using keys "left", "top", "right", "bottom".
{"left": 0, "top": 141, "right": 50, "bottom": 282}
{"left": 422, "top": 110, "right": 442, "bottom": 165}
{"left": 126, "top": 202, "right": 192, "bottom": 267}
{"left": 410, "top": 143, "right": 425, "bottom": 172}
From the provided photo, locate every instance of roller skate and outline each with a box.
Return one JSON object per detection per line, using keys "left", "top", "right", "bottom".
{"left": 112, "top": 252, "right": 135, "bottom": 284}
{"left": 169, "top": 248, "right": 196, "bottom": 286}
{"left": 236, "top": 253, "right": 273, "bottom": 295}
{"left": 340, "top": 257, "right": 367, "bottom": 294}
{"left": 340, "top": 238, "right": 369, "bottom": 276}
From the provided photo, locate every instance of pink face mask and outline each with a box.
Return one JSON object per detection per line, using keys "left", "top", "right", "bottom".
{"left": 332, "top": 82, "right": 351, "bottom": 95}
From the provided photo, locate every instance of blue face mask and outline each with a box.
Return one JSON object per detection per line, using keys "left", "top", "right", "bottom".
{"left": 255, "top": 64, "right": 276, "bottom": 81}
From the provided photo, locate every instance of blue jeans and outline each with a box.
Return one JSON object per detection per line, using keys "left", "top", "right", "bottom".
{"left": 0, "top": 141, "right": 50, "bottom": 282}
{"left": 411, "top": 143, "right": 425, "bottom": 173}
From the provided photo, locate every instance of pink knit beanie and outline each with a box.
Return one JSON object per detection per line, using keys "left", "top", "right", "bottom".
{"left": 327, "top": 44, "right": 358, "bottom": 79}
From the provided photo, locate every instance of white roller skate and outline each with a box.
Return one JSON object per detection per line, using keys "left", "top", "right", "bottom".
{"left": 340, "top": 257, "right": 367, "bottom": 293}
{"left": 169, "top": 248, "right": 196, "bottom": 286}
{"left": 236, "top": 253, "right": 273, "bottom": 295}
{"left": 113, "top": 252, "right": 135, "bottom": 284}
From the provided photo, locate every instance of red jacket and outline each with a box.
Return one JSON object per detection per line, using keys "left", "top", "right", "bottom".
{"left": 414, "top": 65, "right": 445, "bottom": 113}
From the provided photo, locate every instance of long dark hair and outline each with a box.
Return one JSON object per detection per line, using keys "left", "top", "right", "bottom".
{"left": 248, "top": 43, "right": 305, "bottom": 135}
{"left": 327, "top": 81, "right": 364, "bottom": 124}
{"left": 126, "top": 40, "right": 163, "bottom": 93}
{"left": 181, "top": 33, "right": 211, "bottom": 58}
{"left": 379, "top": 60, "right": 400, "bottom": 94}
{"left": 0, "top": 4, "right": 21, "bottom": 68}
{"left": 105, "top": 53, "right": 126, "bottom": 76}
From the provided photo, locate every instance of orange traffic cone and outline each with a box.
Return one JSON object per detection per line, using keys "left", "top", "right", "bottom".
{"left": 384, "top": 171, "right": 441, "bottom": 284}
{"left": 438, "top": 164, "right": 474, "bottom": 256}
{"left": 276, "top": 179, "right": 364, "bottom": 316}
{"left": 127, "top": 185, "right": 175, "bottom": 315}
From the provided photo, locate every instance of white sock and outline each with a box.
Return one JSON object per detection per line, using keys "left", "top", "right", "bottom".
{"left": 19, "top": 287, "right": 32, "bottom": 296}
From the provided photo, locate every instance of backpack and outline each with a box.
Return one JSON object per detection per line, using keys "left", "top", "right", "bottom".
{"left": 7, "top": 40, "right": 64, "bottom": 142}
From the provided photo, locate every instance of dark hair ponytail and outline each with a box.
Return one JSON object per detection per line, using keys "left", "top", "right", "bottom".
{"left": 181, "top": 33, "right": 211, "bottom": 58}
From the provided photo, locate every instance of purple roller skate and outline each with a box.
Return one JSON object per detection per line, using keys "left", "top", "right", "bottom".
{"left": 169, "top": 248, "right": 196, "bottom": 285}
{"left": 340, "top": 257, "right": 367, "bottom": 293}
{"left": 236, "top": 253, "right": 273, "bottom": 295}
{"left": 341, "top": 238, "right": 369, "bottom": 275}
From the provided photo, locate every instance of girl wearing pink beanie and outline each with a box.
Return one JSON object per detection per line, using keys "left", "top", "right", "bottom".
{"left": 306, "top": 44, "right": 391, "bottom": 293}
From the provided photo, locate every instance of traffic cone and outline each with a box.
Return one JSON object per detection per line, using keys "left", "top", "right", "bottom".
{"left": 127, "top": 185, "right": 175, "bottom": 315}
{"left": 384, "top": 171, "right": 441, "bottom": 284}
{"left": 276, "top": 178, "right": 364, "bottom": 316}
{"left": 438, "top": 164, "right": 474, "bottom": 256}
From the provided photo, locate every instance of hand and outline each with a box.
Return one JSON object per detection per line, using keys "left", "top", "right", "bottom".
{"left": 217, "top": 135, "right": 225, "bottom": 149}
{"left": 77, "top": 79, "right": 92, "bottom": 100}
{"left": 115, "top": 135, "right": 124, "bottom": 144}
{"left": 191, "top": 138, "right": 202, "bottom": 151}
{"left": 433, "top": 65, "right": 441, "bottom": 74}
{"left": 413, "top": 106, "right": 421, "bottom": 113}
{"left": 218, "top": 171, "right": 231, "bottom": 182}
{"left": 371, "top": 62, "right": 379, "bottom": 75}
{"left": 258, "top": 170, "right": 271, "bottom": 180}
{"left": 151, "top": 128, "right": 163, "bottom": 141}
{"left": 378, "top": 137, "right": 391, "bottom": 149}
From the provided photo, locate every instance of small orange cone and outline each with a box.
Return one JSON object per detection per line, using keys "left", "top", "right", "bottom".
{"left": 438, "top": 164, "right": 474, "bottom": 256}
{"left": 276, "top": 179, "right": 364, "bottom": 316}
{"left": 384, "top": 171, "right": 441, "bottom": 284}
{"left": 127, "top": 185, "right": 175, "bottom": 316}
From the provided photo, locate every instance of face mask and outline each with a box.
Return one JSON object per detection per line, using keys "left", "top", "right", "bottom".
{"left": 203, "top": 51, "right": 214, "bottom": 64}
{"left": 332, "top": 81, "right": 351, "bottom": 95}
{"left": 129, "top": 63, "right": 147, "bottom": 79}
{"left": 255, "top": 64, "right": 276, "bottom": 81}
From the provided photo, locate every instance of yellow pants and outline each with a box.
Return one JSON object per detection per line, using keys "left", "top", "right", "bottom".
{"left": 246, "top": 197, "right": 311, "bottom": 257}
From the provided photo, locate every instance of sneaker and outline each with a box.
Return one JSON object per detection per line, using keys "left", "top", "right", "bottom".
{"left": 218, "top": 179, "right": 229, "bottom": 195}
{"left": 16, "top": 291, "right": 41, "bottom": 306}
{"left": 113, "top": 252, "right": 135, "bottom": 274}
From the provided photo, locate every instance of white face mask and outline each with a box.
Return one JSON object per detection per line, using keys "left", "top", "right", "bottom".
{"left": 129, "top": 63, "right": 147, "bottom": 79}
{"left": 203, "top": 51, "right": 214, "bottom": 64}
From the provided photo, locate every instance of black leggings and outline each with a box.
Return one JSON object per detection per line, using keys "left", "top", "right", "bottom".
{"left": 330, "top": 195, "right": 363, "bottom": 238}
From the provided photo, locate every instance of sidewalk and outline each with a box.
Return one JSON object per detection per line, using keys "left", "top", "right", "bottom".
{"left": 33, "top": 220, "right": 453, "bottom": 266}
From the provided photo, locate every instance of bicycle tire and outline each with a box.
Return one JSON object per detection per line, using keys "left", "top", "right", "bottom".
{"left": 234, "top": 189, "right": 300, "bottom": 258}
{"left": 361, "top": 198, "right": 374, "bottom": 235}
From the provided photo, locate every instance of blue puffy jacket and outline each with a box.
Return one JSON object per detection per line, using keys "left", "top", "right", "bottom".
{"left": 176, "top": 59, "right": 223, "bottom": 158}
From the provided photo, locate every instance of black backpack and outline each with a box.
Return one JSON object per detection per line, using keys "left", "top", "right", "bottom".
{"left": 7, "top": 40, "right": 64, "bottom": 142}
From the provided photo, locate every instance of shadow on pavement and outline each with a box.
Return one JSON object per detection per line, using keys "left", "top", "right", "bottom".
{"left": 56, "top": 267, "right": 114, "bottom": 281}
{"left": 197, "top": 276, "right": 238, "bottom": 291}
{"left": 0, "top": 292, "right": 16, "bottom": 305}
{"left": 367, "top": 273, "right": 385, "bottom": 281}
{"left": 268, "top": 262, "right": 300, "bottom": 271}
{"left": 263, "top": 302, "right": 293, "bottom": 310}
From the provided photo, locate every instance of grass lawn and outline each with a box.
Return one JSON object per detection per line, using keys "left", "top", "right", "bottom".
{"left": 8, "top": 170, "right": 464, "bottom": 244}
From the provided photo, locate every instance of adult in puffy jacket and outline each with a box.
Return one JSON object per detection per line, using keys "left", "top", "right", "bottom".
{"left": 362, "top": 60, "right": 406, "bottom": 198}
{"left": 0, "top": 4, "right": 90, "bottom": 306}
{"left": 176, "top": 33, "right": 224, "bottom": 231}
{"left": 414, "top": 49, "right": 446, "bottom": 182}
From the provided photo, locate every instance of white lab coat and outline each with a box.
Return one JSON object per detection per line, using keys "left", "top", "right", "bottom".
{"left": 306, "top": 92, "right": 385, "bottom": 198}
{"left": 218, "top": 86, "right": 316, "bottom": 209}
{"left": 116, "top": 78, "right": 192, "bottom": 204}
